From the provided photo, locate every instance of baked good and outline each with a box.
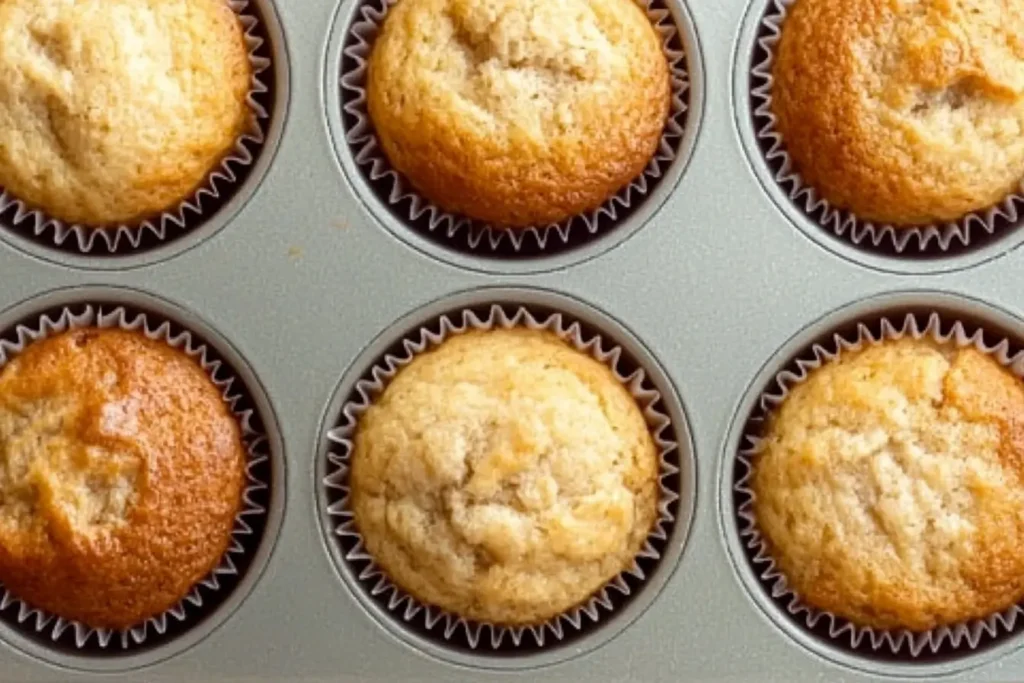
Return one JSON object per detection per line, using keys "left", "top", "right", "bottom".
{"left": 752, "top": 338, "right": 1024, "bottom": 631}
{"left": 366, "top": 0, "right": 670, "bottom": 227}
{"left": 771, "top": 0, "right": 1024, "bottom": 226}
{"left": 0, "top": 327, "right": 246, "bottom": 629}
{"left": 0, "top": 0, "right": 252, "bottom": 227}
{"left": 350, "top": 329, "right": 659, "bottom": 625}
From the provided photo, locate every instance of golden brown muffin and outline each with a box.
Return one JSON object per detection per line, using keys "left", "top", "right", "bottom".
{"left": 771, "top": 0, "right": 1024, "bottom": 226}
{"left": 350, "top": 329, "right": 659, "bottom": 625}
{"left": 0, "top": 328, "right": 246, "bottom": 629}
{"left": 366, "top": 0, "right": 670, "bottom": 227}
{"left": 752, "top": 338, "right": 1024, "bottom": 631}
{"left": 0, "top": 0, "right": 252, "bottom": 227}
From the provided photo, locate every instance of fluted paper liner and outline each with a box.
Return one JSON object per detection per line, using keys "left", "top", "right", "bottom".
{"left": 339, "top": 0, "right": 689, "bottom": 254}
{"left": 323, "top": 304, "right": 680, "bottom": 650}
{"left": 0, "top": 0, "right": 272, "bottom": 255}
{"left": 750, "top": 0, "right": 1024, "bottom": 255}
{"left": 735, "top": 312, "right": 1024, "bottom": 657}
{"left": 0, "top": 305, "right": 270, "bottom": 650}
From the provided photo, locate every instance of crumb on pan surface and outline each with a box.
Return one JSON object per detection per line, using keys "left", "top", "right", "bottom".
{"left": 366, "top": 0, "right": 671, "bottom": 228}
{"left": 771, "top": 0, "right": 1024, "bottom": 226}
{"left": 350, "top": 328, "right": 660, "bottom": 625}
{"left": 0, "top": 328, "right": 246, "bottom": 630}
{"left": 753, "top": 338, "right": 1024, "bottom": 631}
{"left": 0, "top": 0, "right": 252, "bottom": 227}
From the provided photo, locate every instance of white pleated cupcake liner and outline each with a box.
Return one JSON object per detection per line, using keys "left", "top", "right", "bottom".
{"left": 339, "top": 0, "right": 689, "bottom": 253}
{"left": 0, "top": 305, "right": 270, "bottom": 650}
{"left": 0, "top": 0, "right": 272, "bottom": 255}
{"left": 751, "top": 0, "right": 1024, "bottom": 255}
{"left": 323, "top": 304, "right": 680, "bottom": 650}
{"left": 734, "top": 311, "right": 1024, "bottom": 657}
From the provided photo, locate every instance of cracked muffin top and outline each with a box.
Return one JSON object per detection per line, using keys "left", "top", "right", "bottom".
{"left": 0, "top": 0, "right": 252, "bottom": 226}
{"left": 752, "top": 338, "right": 1024, "bottom": 631}
{"left": 0, "top": 327, "right": 246, "bottom": 629}
{"left": 771, "top": 0, "right": 1024, "bottom": 226}
{"left": 365, "top": 0, "right": 670, "bottom": 227}
{"left": 349, "top": 329, "right": 659, "bottom": 625}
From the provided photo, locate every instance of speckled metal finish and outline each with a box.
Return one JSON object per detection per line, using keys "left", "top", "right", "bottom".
{"left": 3, "top": 0, "right": 1024, "bottom": 680}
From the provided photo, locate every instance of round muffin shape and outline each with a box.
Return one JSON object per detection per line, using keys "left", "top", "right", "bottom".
{"left": 350, "top": 328, "right": 659, "bottom": 626}
{"left": 0, "top": 328, "right": 246, "bottom": 630}
{"left": 366, "top": 0, "right": 670, "bottom": 228}
{"left": 753, "top": 338, "right": 1024, "bottom": 632}
{"left": 771, "top": 0, "right": 1024, "bottom": 226}
{"left": 0, "top": 0, "right": 252, "bottom": 227}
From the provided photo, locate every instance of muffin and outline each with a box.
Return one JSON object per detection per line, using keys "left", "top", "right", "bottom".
{"left": 771, "top": 0, "right": 1024, "bottom": 226}
{"left": 752, "top": 338, "right": 1024, "bottom": 631}
{"left": 366, "top": 0, "right": 670, "bottom": 227}
{"left": 350, "top": 328, "right": 659, "bottom": 625}
{"left": 0, "top": 327, "right": 246, "bottom": 630}
{"left": 0, "top": 0, "right": 252, "bottom": 227}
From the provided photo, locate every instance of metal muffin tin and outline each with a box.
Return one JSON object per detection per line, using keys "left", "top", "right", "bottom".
{"left": 3, "top": 0, "right": 1024, "bottom": 680}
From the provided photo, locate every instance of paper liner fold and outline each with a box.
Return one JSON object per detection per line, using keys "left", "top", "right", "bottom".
{"left": 0, "top": 0, "right": 273, "bottom": 255}
{"left": 323, "top": 304, "right": 680, "bottom": 650}
{"left": 0, "top": 305, "right": 270, "bottom": 650}
{"left": 339, "top": 0, "right": 689, "bottom": 254}
{"left": 750, "top": 0, "right": 1024, "bottom": 255}
{"left": 734, "top": 312, "right": 1024, "bottom": 657}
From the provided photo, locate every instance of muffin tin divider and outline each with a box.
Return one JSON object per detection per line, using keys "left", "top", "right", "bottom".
{"left": 1, "top": 0, "right": 1024, "bottom": 680}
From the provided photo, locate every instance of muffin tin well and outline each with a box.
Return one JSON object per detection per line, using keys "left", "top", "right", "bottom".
{"left": 719, "top": 291, "right": 1024, "bottom": 678}
{"left": 731, "top": 0, "right": 1024, "bottom": 275}
{"left": 323, "top": 0, "right": 704, "bottom": 274}
{"left": 0, "top": 0, "right": 290, "bottom": 271}
{"left": 0, "top": 287, "right": 285, "bottom": 673}
{"left": 315, "top": 287, "right": 696, "bottom": 670}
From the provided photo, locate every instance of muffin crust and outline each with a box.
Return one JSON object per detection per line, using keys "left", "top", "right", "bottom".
{"left": 0, "top": 0, "right": 252, "bottom": 226}
{"left": 771, "top": 0, "right": 1024, "bottom": 225}
{"left": 366, "top": 0, "right": 670, "bottom": 227}
{"left": 753, "top": 338, "right": 1024, "bottom": 631}
{"left": 351, "top": 329, "right": 659, "bottom": 625}
{"left": 0, "top": 328, "right": 246, "bottom": 629}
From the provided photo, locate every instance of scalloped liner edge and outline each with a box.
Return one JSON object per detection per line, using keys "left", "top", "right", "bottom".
{"left": 0, "top": 0, "right": 272, "bottom": 255}
{"left": 0, "top": 305, "right": 270, "bottom": 650}
{"left": 339, "top": 0, "right": 690, "bottom": 252}
{"left": 735, "top": 311, "right": 1024, "bottom": 657}
{"left": 323, "top": 304, "right": 681, "bottom": 650}
{"left": 750, "top": 0, "right": 1024, "bottom": 254}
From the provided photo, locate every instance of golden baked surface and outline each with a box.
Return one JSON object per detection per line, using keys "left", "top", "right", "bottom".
{"left": 351, "top": 329, "right": 659, "bottom": 625}
{"left": 753, "top": 338, "right": 1024, "bottom": 631}
{"left": 0, "top": 328, "right": 246, "bottom": 629}
{"left": 366, "top": 0, "right": 670, "bottom": 227}
{"left": 771, "top": 0, "right": 1024, "bottom": 226}
{"left": 0, "top": 0, "right": 252, "bottom": 226}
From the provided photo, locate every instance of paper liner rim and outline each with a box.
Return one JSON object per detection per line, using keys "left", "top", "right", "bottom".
{"left": 0, "top": 0, "right": 273, "bottom": 255}
{"left": 749, "top": 0, "right": 1024, "bottom": 254}
{"left": 0, "top": 305, "right": 270, "bottom": 650}
{"left": 338, "top": 0, "right": 690, "bottom": 253}
{"left": 734, "top": 312, "right": 1024, "bottom": 656}
{"left": 322, "top": 304, "right": 681, "bottom": 650}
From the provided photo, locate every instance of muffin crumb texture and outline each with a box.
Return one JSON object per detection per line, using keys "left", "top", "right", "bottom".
{"left": 771, "top": 0, "right": 1024, "bottom": 225}
{"left": 753, "top": 338, "right": 1024, "bottom": 631}
{"left": 366, "top": 0, "right": 671, "bottom": 227}
{"left": 0, "top": 0, "right": 253, "bottom": 226}
{"left": 0, "top": 328, "right": 246, "bottom": 630}
{"left": 351, "top": 329, "right": 659, "bottom": 625}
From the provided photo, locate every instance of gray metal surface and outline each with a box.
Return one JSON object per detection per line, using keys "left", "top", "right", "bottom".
{"left": 2, "top": 0, "right": 1024, "bottom": 680}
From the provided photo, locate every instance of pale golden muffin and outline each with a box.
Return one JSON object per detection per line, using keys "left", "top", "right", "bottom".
{"left": 0, "top": 0, "right": 252, "bottom": 227}
{"left": 752, "top": 338, "right": 1024, "bottom": 631}
{"left": 366, "top": 0, "right": 671, "bottom": 227}
{"left": 771, "top": 0, "right": 1024, "bottom": 226}
{"left": 0, "top": 328, "right": 246, "bottom": 629}
{"left": 350, "top": 329, "right": 659, "bottom": 625}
